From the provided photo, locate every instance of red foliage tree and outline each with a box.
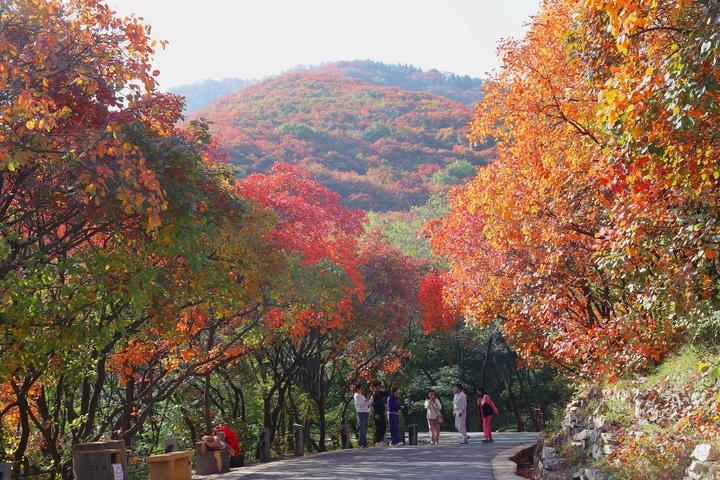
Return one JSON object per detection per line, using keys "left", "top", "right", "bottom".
{"left": 418, "top": 272, "right": 460, "bottom": 333}
{"left": 235, "top": 162, "right": 366, "bottom": 292}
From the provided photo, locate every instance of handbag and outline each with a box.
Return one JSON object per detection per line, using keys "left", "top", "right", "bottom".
{"left": 430, "top": 401, "right": 442, "bottom": 423}
{"left": 482, "top": 404, "right": 494, "bottom": 417}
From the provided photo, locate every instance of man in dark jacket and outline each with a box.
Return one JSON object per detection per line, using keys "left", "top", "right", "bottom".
{"left": 371, "top": 380, "right": 389, "bottom": 446}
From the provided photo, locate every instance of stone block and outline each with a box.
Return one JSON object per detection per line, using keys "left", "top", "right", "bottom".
{"left": 600, "top": 432, "right": 619, "bottom": 445}
{"left": 692, "top": 444, "right": 720, "bottom": 462}
{"left": 542, "top": 446, "right": 558, "bottom": 459}
{"left": 573, "top": 429, "right": 591, "bottom": 441}
{"left": 542, "top": 458, "right": 567, "bottom": 471}
{"left": 573, "top": 469, "right": 609, "bottom": 480}
{"left": 583, "top": 468, "right": 610, "bottom": 480}
{"left": 602, "top": 444, "right": 617, "bottom": 455}
{"left": 546, "top": 473, "right": 571, "bottom": 480}
{"left": 593, "top": 416, "right": 605, "bottom": 429}
{"left": 634, "top": 400, "right": 644, "bottom": 418}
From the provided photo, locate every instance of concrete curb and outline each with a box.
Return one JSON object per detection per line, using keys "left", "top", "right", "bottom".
{"left": 491, "top": 442, "right": 536, "bottom": 480}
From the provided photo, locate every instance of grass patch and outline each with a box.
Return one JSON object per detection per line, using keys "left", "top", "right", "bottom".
{"left": 597, "top": 395, "right": 632, "bottom": 429}
{"left": 645, "top": 344, "right": 710, "bottom": 385}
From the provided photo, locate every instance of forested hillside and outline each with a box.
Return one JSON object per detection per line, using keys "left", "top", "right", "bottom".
{"left": 191, "top": 69, "right": 492, "bottom": 211}
{"left": 171, "top": 60, "right": 482, "bottom": 115}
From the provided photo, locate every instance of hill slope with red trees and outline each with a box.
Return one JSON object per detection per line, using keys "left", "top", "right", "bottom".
{"left": 191, "top": 68, "right": 492, "bottom": 211}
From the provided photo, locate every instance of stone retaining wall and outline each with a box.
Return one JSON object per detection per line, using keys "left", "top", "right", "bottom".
{"left": 532, "top": 385, "right": 720, "bottom": 479}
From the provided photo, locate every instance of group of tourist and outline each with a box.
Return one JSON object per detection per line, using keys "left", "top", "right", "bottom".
{"left": 353, "top": 380, "right": 405, "bottom": 447}
{"left": 353, "top": 381, "right": 499, "bottom": 448}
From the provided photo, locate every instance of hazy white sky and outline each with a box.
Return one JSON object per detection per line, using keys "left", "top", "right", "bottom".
{"left": 108, "top": 0, "right": 540, "bottom": 90}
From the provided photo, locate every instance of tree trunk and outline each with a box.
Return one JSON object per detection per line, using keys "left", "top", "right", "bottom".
{"left": 518, "top": 370, "right": 540, "bottom": 431}
{"left": 12, "top": 379, "right": 32, "bottom": 478}
{"left": 204, "top": 374, "right": 212, "bottom": 435}
{"left": 491, "top": 354, "right": 522, "bottom": 431}
{"left": 120, "top": 375, "right": 134, "bottom": 447}
{"left": 480, "top": 332, "right": 495, "bottom": 387}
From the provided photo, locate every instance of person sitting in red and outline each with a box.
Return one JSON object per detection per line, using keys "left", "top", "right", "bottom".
{"left": 213, "top": 424, "right": 240, "bottom": 456}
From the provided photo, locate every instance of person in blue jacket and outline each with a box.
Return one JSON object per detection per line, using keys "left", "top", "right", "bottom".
{"left": 386, "top": 387, "right": 405, "bottom": 446}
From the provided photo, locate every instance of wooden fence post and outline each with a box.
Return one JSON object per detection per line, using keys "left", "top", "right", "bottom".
{"left": 164, "top": 438, "right": 178, "bottom": 453}
{"left": 257, "top": 428, "right": 270, "bottom": 463}
{"left": 293, "top": 424, "right": 304, "bottom": 456}
{"left": 72, "top": 441, "right": 129, "bottom": 480}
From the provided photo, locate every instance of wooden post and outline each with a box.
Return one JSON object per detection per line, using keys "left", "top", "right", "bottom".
{"left": 194, "top": 442, "right": 229, "bottom": 475}
{"left": 342, "top": 425, "right": 352, "bottom": 449}
{"left": 257, "top": 427, "right": 270, "bottom": 463}
{"left": 164, "top": 438, "right": 178, "bottom": 453}
{"left": 72, "top": 449, "right": 116, "bottom": 479}
{"left": 147, "top": 451, "right": 193, "bottom": 480}
{"left": 72, "top": 441, "right": 128, "bottom": 480}
{"left": 293, "top": 424, "right": 304, "bottom": 456}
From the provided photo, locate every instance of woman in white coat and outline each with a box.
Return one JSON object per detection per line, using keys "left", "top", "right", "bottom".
{"left": 353, "top": 384, "right": 372, "bottom": 448}
{"left": 424, "top": 389, "right": 442, "bottom": 444}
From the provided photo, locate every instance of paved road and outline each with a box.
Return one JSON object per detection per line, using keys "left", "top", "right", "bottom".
{"left": 212, "top": 432, "right": 538, "bottom": 480}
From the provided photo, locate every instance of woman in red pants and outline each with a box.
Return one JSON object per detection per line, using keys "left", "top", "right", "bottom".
{"left": 476, "top": 387, "right": 499, "bottom": 443}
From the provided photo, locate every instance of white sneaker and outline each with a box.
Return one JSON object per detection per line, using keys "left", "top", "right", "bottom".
{"left": 396, "top": 442, "right": 404, "bottom": 446}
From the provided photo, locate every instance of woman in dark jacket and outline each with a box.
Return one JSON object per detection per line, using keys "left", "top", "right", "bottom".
{"left": 386, "top": 387, "right": 404, "bottom": 446}
{"left": 371, "top": 381, "right": 388, "bottom": 446}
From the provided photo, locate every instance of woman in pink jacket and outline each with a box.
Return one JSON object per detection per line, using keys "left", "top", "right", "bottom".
{"left": 476, "top": 386, "right": 499, "bottom": 443}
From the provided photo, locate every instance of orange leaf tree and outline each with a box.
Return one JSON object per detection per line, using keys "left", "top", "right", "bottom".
{"left": 579, "top": 0, "right": 720, "bottom": 336}
{"left": 429, "top": 0, "right": 720, "bottom": 378}
{"left": 0, "top": 0, "right": 178, "bottom": 473}
{"left": 0, "top": 1, "right": 279, "bottom": 476}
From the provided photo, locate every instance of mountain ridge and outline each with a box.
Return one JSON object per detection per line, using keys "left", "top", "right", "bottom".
{"left": 171, "top": 60, "right": 483, "bottom": 115}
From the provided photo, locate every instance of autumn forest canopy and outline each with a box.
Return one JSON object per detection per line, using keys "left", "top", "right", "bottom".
{"left": 188, "top": 61, "right": 491, "bottom": 212}
{"left": 1, "top": 0, "right": 720, "bottom": 478}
